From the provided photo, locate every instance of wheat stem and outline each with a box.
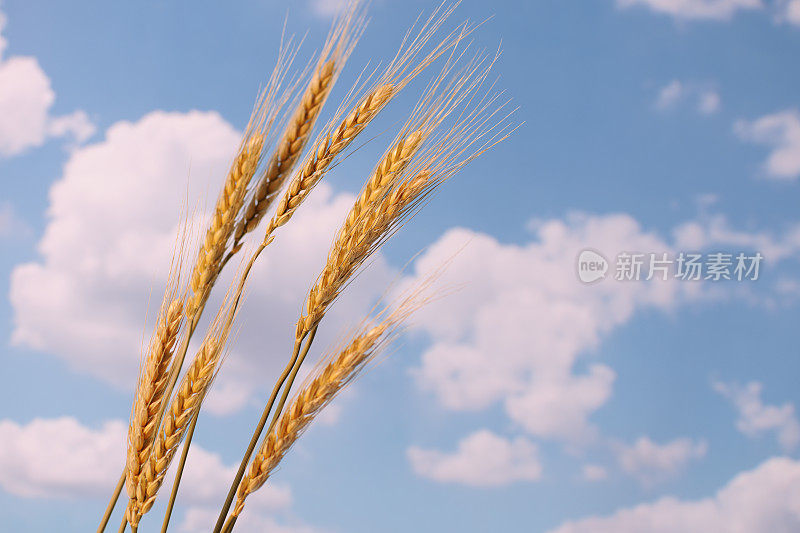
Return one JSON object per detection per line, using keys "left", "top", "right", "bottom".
{"left": 211, "top": 328, "right": 317, "bottom": 533}
{"left": 232, "top": 317, "right": 397, "bottom": 519}
{"left": 97, "top": 471, "right": 125, "bottom": 533}
{"left": 117, "top": 515, "right": 127, "bottom": 533}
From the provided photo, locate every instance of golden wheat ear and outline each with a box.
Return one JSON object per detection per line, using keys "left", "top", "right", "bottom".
{"left": 186, "top": 36, "right": 302, "bottom": 316}
{"left": 256, "top": 1, "right": 475, "bottom": 245}
{"left": 296, "top": 44, "right": 513, "bottom": 341}
{"left": 125, "top": 297, "right": 184, "bottom": 501}
{"left": 233, "top": 4, "right": 366, "bottom": 250}
{"left": 124, "top": 283, "right": 239, "bottom": 528}
{"left": 232, "top": 285, "right": 431, "bottom": 518}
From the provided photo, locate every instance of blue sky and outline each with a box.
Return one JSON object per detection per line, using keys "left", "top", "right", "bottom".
{"left": 1, "top": 0, "right": 800, "bottom": 531}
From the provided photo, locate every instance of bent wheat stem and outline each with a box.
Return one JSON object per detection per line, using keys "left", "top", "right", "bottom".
{"left": 211, "top": 329, "right": 316, "bottom": 533}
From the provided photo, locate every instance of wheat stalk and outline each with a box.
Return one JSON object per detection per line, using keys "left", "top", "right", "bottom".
{"left": 125, "top": 297, "right": 184, "bottom": 502}
{"left": 297, "top": 132, "right": 423, "bottom": 339}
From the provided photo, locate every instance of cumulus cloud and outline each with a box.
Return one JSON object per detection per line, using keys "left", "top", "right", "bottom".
{"left": 0, "top": 8, "right": 94, "bottom": 157}
{"left": 398, "top": 210, "right": 800, "bottom": 485}
{"left": 407, "top": 430, "right": 542, "bottom": 487}
{"left": 714, "top": 380, "right": 800, "bottom": 451}
{"left": 616, "top": 0, "right": 762, "bottom": 21}
{"left": 0, "top": 416, "right": 291, "bottom": 517}
{"left": 736, "top": 109, "right": 800, "bottom": 180}
{"left": 10, "top": 109, "right": 393, "bottom": 412}
{"left": 0, "top": 417, "right": 125, "bottom": 499}
{"left": 655, "top": 80, "right": 720, "bottom": 115}
{"left": 398, "top": 214, "right": 686, "bottom": 445}
{"left": 615, "top": 436, "right": 707, "bottom": 486}
{"left": 548, "top": 457, "right": 800, "bottom": 532}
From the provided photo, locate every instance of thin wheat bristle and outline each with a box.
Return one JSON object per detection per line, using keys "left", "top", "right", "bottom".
{"left": 125, "top": 336, "right": 220, "bottom": 527}
{"left": 125, "top": 297, "right": 184, "bottom": 501}
{"left": 293, "top": 48, "right": 503, "bottom": 339}
{"left": 255, "top": 3, "right": 472, "bottom": 245}
{"left": 188, "top": 133, "right": 266, "bottom": 314}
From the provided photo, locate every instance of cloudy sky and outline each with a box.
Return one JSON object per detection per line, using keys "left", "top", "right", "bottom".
{"left": 1, "top": 0, "right": 800, "bottom": 531}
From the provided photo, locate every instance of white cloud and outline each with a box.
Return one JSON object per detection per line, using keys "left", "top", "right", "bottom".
{"left": 10, "top": 109, "right": 393, "bottom": 411}
{"left": 0, "top": 10, "right": 7, "bottom": 58}
{"left": 0, "top": 416, "right": 291, "bottom": 518}
{"left": 776, "top": 0, "right": 800, "bottom": 25}
{"left": 736, "top": 109, "right": 800, "bottom": 180}
{"left": 407, "top": 430, "right": 542, "bottom": 487}
{"left": 714, "top": 380, "right": 800, "bottom": 451}
{"left": 548, "top": 457, "right": 800, "bottom": 532}
{"left": 10, "top": 110, "right": 240, "bottom": 385}
{"left": 399, "top": 214, "right": 688, "bottom": 444}
{"left": 673, "top": 213, "right": 800, "bottom": 261}
{"left": 582, "top": 464, "right": 608, "bottom": 481}
{"left": 0, "top": 417, "right": 125, "bottom": 499}
{"left": 656, "top": 80, "right": 685, "bottom": 109}
{"left": 310, "top": 0, "right": 349, "bottom": 18}
{"left": 0, "top": 8, "right": 94, "bottom": 157}
{"left": 697, "top": 90, "right": 721, "bottom": 115}
{"left": 617, "top": 0, "right": 762, "bottom": 21}
{"left": 398, "top": 211, "right": 800, "bottom": 485}
{"left": 47, "top": 110, "right": 96, "bottom": 145}
{"left": 655, "top": 80, "right": 720, "bottom": 115}
{"left": 615, "top": 436, "right": 707, "bottom": 486}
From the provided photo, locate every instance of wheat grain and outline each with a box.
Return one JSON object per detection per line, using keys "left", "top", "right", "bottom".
{"left": 125, "top": 297, "right": 184, "bottom": 502}
{"left": 126, "top": 336, "right": 220, "bottom": 527}
{"left": 233, "top": 61, "right": 336, "bottom": 248}
{"left": 233, "top": 307, "right": 409, "bottom": 517}
{"left": 260, "top": 83, "right": 395, "bottom": 241}
{"left": 188, "top": 133, "right": 265, "bottom": 315}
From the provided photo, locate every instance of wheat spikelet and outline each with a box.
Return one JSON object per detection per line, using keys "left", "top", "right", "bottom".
{"left": 255, "top": 5, "right": 473, "bottom": 246}
{"left": 296, "top": 133, "right": 424, "bottom": 339}
{"left": 125, "top": 297, "right": 184, "bottom": 501}
{"left": 125, "top": 336, "right": 220, "bottom": 527}
{"left": 233, "top": 60, "right": 336, "bottom": 248}
{"left": 261, "top": 83, "right": 395, "bottom": 240}
{"left": 294, "top": 47, "right": 506, "bottom": 339}
{"left": 188, "top": 133, "right": 265, "bottom": 314}
{"left": 234, "top": 307, "right": 410, "bottom": 517}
